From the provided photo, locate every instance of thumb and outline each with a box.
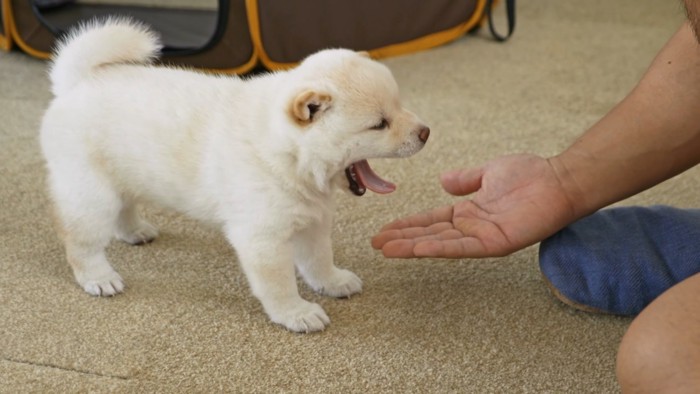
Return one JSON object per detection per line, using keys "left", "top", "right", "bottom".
{"left": 440, "top": 167, "right": 483, "bottom": 196}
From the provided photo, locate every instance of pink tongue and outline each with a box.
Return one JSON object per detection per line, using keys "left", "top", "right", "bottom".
{"left": 353, "top": 160, "right": 396, "bottom": 194}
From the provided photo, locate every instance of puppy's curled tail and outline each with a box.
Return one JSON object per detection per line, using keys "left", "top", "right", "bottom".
{"left": 49, "top": 17, "right": 162, "bottom": 96}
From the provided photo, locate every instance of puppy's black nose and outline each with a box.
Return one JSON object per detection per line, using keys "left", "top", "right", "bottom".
{"left": 418, "top": 126, "right": 430, "bottom": 143}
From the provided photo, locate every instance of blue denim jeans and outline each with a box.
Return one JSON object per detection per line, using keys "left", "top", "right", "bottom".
{"left": 539, "top": 205, "right": 700, "bottom": 315}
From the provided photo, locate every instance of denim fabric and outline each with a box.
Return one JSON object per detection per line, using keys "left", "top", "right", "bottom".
{"left": 539, "top": 205, "right": 700, "bottom": 315}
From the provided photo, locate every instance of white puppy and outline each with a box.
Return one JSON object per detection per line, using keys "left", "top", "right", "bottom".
{"left": 40, "top": 18, "right": 430, "bottom": 333}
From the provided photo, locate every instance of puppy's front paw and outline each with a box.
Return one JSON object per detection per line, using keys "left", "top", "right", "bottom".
{"left": 270, "top": 301, "right": 330, "bottom": 333}
{"left": 314, "top": 268, "right": 363, "bottom": 298}
{"left": 78, "top": 270, "right": 125, "bottom": 297}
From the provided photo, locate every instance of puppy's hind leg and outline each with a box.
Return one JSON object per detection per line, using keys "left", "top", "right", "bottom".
{"left": 115, "top": 202, "right": 158, "bottom": 245}
{"left": 50, "top": 171, "right": 125, "bottom": 296}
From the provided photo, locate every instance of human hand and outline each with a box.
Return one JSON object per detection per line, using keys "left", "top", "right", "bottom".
{"left": 371, "top": 154, "right": 579, "bottom": 258}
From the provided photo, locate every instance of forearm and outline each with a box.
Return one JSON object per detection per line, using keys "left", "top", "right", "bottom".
{"left": 550, "top": 22, "right": 700, "bottom": 218}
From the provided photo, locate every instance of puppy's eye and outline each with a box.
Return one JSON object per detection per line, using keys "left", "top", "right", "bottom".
{"left": 370, "top": 118, "right": 389, "bottom": 130}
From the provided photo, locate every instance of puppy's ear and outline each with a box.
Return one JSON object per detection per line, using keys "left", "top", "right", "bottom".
{"left": 290, "top": 90, "right": 332, "bottom": 125}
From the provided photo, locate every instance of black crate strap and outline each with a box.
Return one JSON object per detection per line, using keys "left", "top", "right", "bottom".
{"left": 486, "top": 0, "right": 515, "bottom": 42}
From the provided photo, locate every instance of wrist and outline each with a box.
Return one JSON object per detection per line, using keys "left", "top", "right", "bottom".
{"left": 547, "top": 151, "right": 602, "bottom": 221}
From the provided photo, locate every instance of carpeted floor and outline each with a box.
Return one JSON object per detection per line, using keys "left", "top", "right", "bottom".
{"left": 1, "top": 0, "right": 694, "bottom": 392}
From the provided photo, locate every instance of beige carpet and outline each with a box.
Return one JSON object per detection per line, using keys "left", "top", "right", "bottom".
{"left": 1, "top": 1, "right": 695, "bottom": 392}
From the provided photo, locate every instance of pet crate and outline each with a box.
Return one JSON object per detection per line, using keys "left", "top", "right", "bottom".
{"left": 0, "top": 0, "right": 514, "bottom": 74}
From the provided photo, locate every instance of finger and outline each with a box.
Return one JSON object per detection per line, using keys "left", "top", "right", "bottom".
{"left": 379, "top": 239, "right": 422, "bottom": 258}
{"left": 413, "top": 238, "right": 490, "bottom": 258}
{"left": 371, "top": 229, "right": 403, "bottom": 250}
{"left": 440, "top": 167, "right": 483, "bottom": 196}
{"left": 378, "top": 229, "right": 466, "bottom": 258}
{"left": 379, "top": 205, "right": 454, "bottom": 232}
{"left": 381, "top": 236, "right": 488, "bottom": 259}
{"left": 371, "top": 222, "right": 455, "bottom": 249}
{"left": 405, "top": 228, "right": 465, "bottom": 243}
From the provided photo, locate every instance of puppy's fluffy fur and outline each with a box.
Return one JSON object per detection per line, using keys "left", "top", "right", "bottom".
{"left": 40, "top": 18, "right": 429, "bottom": 332}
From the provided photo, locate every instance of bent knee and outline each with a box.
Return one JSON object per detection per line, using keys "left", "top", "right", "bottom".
{"left": 616, "top": 273, "right": 700, "bottom": 393}
{"left": 616, "top": 324, "right": 700, "bottom": 393}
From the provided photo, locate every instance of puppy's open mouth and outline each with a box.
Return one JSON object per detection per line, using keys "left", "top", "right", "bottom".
{"left": 345, "top": 160, "right": 396, "bottom": 196}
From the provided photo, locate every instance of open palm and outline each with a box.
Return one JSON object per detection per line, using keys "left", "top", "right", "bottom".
{"left": 371, "top": 154, "right": 579, "bottom": 258}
